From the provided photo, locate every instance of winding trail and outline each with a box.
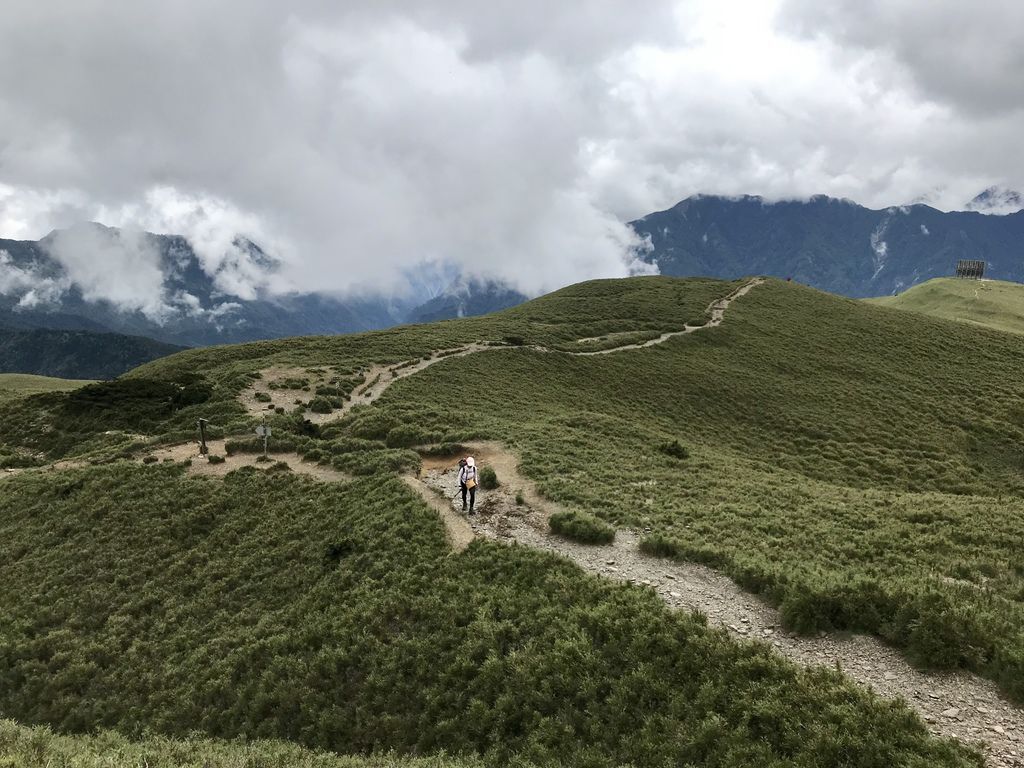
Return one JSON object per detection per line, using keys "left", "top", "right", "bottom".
{"left": 409, "top": 443, "right": 1024, "bottom": 768}
{"left": 241, "top": 278, "right": 765, "bottom": 423}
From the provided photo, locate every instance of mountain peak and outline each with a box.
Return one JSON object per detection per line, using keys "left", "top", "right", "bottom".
{"left": 966, "top": 186, "right": 1024, "bottom": 215}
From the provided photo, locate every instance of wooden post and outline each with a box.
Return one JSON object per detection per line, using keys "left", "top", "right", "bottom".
{"left": 197, "top": 418, "right": 209, "bottom": 455}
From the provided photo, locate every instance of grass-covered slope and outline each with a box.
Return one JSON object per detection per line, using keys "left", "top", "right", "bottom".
{"left": 0, "top": 718, "right": 481, "bottom": 768}
{"left": 0, "top": 372, "right": 93, "bottom": 401}
{"left": 0, "top": 463, "right": 972, "bottom": 767}
{"left": 869, "top": 277, "right": 1024, "bottom": 336}
{"left": 0, "top": 275, "right": 1012, "bottom": 766}
{"left": 373, "top": 279, "right": 1024, "bottom": 698}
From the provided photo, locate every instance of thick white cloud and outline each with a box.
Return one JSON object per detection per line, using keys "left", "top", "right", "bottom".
{"left": 0, "top": 0, "right": 1021, "bottom": 309}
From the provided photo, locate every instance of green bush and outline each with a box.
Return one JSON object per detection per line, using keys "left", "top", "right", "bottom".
{"left": 479, "top": 466, "right": 499, "bottom": 490}
{"left": 658, "top": 440, "right": 689, "bottom": 460}
{"left": 207, "top": 454, "right": 226, "bottom": 464}
{"left": 308, "top": 397, "right": 334, "bottom": 414}
{"left": 385, "top": 424, "right": 443, "bottom": 448}
{"left": 548, "top": 510, "right": 615, "bottom": 544}
{"left": 254, "top": 391, "right": 272, "bottom": 403}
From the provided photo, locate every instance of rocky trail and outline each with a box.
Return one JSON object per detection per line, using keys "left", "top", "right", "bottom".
{"left": 409, "top": 443, "right": 1024, "bottom": 768}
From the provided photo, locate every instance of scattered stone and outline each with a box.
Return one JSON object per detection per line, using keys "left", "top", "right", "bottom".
{"left": 941, "top": 708, "right": 961, "bottom": 719}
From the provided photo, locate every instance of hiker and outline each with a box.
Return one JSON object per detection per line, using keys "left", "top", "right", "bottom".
{"left": 459, "top": 456, "right": 478, "bottom": 513}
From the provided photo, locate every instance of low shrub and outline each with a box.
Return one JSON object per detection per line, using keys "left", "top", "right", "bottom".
{"left": 420, "top": 442, "right": 469, "bottom": 457}
{"left": 385, "top": 424, "right": 443, "bottom": 448}
{"left": 207, "top": 454, "right": 225, "bottom": 465}
{"left": 308, "top": 397, "right": 334, "bottom": 414}
{"left": 254, "top": 391, "right": 272, "bottom": 403}
{"left": 549, "top": 510, "right": 615, "bottom": 544}
{"left": 479, "top": 466, "right": 499, "bottom": 490}
{"left": 639, "top": 533, "right": 682, "bottom": 559}
{"left": 658, "top": 440, "right": 689, "bottom": 460}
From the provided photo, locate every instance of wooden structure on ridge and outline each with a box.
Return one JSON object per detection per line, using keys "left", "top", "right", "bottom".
{"left": 955, "top": 259, "right": 986, "bottom": 279}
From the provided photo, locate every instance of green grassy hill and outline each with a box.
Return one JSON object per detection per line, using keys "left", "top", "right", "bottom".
{"left": 868, "top": 276, "right": 1024, "bottom": 335}
{"left": 2, "top": 275, "right": 1013, "bottom": 767}
{"left": 0, "top": 372, "right": 94, "bottom": 401}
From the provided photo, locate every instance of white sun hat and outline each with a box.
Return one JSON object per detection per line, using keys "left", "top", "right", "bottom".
{"left": 466, "top": 456, "right": 475, "bottom": 467}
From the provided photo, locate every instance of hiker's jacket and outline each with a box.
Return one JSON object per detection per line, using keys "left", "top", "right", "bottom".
{"left": 459, "top": 466, "right": 477, "bottom": 485}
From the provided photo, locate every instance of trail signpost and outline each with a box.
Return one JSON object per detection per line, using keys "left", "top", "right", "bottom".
{"left": 255, "top": 419, "right": 271, "bottom": 459}
{"left": 197, "top": 418, "right": 209, "bottom": 455}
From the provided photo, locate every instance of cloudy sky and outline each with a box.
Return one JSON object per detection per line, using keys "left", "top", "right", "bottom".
{"left": 0, "top": 0, "right": 1022, "bottom": 303}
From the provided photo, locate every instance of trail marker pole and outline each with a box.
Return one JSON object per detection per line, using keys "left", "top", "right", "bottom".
{"left": 255, "top": 418, "right": 271, "bottom": 459}
{"left": 197, "top": 418, "right": 209, "bottom": 455}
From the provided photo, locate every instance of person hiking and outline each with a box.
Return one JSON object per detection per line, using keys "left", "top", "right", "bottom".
{"left": 459, "top": 456, "right": 478, "bottom": 513}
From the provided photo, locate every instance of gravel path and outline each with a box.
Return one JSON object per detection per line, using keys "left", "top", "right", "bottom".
{"left": 412, "top": 447, "right": 1024, "bottom": 768}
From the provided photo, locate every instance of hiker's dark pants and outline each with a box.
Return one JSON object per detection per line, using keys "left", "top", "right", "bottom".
{"left": 461, "top": 483, "right": 476, "bottom": 510}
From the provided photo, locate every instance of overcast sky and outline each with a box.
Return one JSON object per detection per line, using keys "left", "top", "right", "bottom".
{"left": 1, "top": 0, "right": 1022, "bottom": 304}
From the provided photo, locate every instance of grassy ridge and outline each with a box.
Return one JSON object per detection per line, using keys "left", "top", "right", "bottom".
{"left": 869, "top": 276, "right": 1024, "bottom": 336}
{"left": 372, "top": 279, "right": 1024, "bottom": 697}
{"left": 0, "top": 372, "right": 93, "bottom": 401}
{"left": 0, "top": 275, "right": 1015, "bottom": 763}
{"left": 0, "top": 463, "right": 975, "bottom": 767}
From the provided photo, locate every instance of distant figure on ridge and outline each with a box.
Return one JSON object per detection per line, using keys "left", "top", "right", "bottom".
{"left": 459, "top": 456, "right": 478, "bottom": 514}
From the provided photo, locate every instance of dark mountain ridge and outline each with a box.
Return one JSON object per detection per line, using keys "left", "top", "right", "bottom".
{"left": 632, "top": 193, "right": 1024, "bottom": 297}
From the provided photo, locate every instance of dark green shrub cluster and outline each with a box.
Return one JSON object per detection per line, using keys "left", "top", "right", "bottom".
{"left": 254, "top": 391, "right": 272, "bottom": 403}
{"left": 659, "top": 440, "right": 689, "bottom": 460}
{"left": 207, "top": 454, "right": 226, "bottom": 464}
{"left": 385, "top": 424, "right": 443, "bottom": 448}
{"left": 331, "top": 448, "right": 420, "bottom": 476}
{"left": 419, "top": 442, "right": 469, "bottom": 457}
{"left": 308, "top": 397, "right": 335, "bottom": 414}
{"left": 479, "top": 466, "right": 499, "bottom": 489}
{"left": 549, "top": 510, "right": 615, "bottom": 544}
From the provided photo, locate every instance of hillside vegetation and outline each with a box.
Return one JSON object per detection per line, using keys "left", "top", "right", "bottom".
{"left": 0, "top": 326, "right": 184, "bottom": 379}
{"left": 0, "top": 719, "right": 482, "bottom": 768}
{"left": 869, "top": 277, "right": 1024, "bottom": 336}
{"left": 0, "top": 275, "right": 1013, "bottom": 766}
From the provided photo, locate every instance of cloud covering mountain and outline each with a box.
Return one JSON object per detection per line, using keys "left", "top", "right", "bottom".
{"left": 1, "top": 1, "right": 1024, "bottom": 302}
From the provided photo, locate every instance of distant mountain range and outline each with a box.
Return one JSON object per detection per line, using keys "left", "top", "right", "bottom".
{"left": 0, "top": 223, "right": 423, "bottom": 347}
{"left": 632, "top": 190, "right": 1024, "bottom": 298}
{"left": 2, "top": 187, "right": 1023, "bottom": 379}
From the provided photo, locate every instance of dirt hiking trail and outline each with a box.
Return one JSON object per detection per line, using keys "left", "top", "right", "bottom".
{"left": 140, "top": 439, "right": 351, "bottom": 483}
{"left": 241, "top": 278, "right": 765, "bottom": 424}
{"left": 409, "top": 442, "right": 1023, "bottom": 768}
